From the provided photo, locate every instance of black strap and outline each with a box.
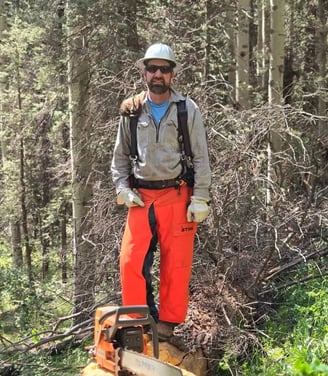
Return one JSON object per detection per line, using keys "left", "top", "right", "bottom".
{"left": 129, "top": 114, "right": 138, "bottom": 162}
{"left": 176, "top": 100, "right": 193, "bottom": 167}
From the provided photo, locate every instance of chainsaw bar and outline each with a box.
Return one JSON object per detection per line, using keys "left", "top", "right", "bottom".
{"left": 118, "top": 348, "right": 183, "bottom": 376}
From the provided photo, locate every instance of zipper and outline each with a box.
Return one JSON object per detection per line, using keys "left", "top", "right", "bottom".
{"left": 155, "top": 118, "right": 160, "bottom": 143}
{"left": 155, "top": 102, "right": 173, "bottom": 143}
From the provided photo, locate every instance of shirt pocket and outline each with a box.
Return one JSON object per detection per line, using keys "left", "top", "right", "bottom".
{"left": 160, "top": 121, "right": 180, "bottom": 152}
{"left": 137, "top": 120, "right": 151, "bottom": 151}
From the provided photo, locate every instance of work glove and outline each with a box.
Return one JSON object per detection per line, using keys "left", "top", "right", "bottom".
{"left": 187, "top": 196, "right": 209, "bottom": 223}
{"left": 120, "top": 91, "right": 145, "bottom": 115}
{"left": 117, "top": 188, "right": 145, "bottom": 208}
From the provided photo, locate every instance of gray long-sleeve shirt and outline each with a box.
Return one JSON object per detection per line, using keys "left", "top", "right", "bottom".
{"left": 111, "top": 89, "right": 211, "bottom": 200}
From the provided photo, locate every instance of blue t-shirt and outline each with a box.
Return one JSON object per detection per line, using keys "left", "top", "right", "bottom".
{"left": 148, "top": 99, "right": 169, "bottom": 125}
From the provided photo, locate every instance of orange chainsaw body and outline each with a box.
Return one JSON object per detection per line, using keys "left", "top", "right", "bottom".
{"left": 93, "top": 305, "right": 153, "bottom": 373}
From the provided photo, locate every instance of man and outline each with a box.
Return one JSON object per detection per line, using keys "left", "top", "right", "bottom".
{"left": 111, "top": 43, "right": 211, "bottom": 340}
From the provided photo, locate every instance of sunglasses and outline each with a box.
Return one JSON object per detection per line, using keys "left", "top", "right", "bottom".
{"left": 145, "top": 65, "right": 173, "bottom": 74}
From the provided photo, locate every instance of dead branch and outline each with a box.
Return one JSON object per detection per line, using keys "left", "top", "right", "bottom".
{"left": 0, "top": 318, "right": 93, "bottom": 367}
{"left": 259, "top": 271, "right": 328, "bottom": 296}
{"left": 265, "top": 246, "right": 328, "bottom": 281}
{"left": 0, "top": 294, "right": 121, "bottom": 365}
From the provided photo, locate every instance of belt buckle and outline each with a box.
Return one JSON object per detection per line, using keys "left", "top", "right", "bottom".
{"left": 177, "top": 178, "right": 186, "bottom": 188}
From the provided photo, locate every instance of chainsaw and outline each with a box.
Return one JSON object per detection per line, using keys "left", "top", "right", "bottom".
{"left": 89, "top": 305, "right": 183, "bottom": 376}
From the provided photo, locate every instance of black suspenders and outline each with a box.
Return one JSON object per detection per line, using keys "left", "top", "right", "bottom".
{"left": 128, "top": 100, "right": 193, "bottom": 169}
{"left": 176, "top": 100, "right": 193, "bottom": 170}
{"left": 129, "top": 113, "right": 139, "bottom": 164}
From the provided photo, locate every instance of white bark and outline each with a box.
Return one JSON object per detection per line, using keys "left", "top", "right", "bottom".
{"left": 236, "top": 0, "right": 250, "bottom": 108}
{"left": 268, "top": 0, "right": 285, "bottom": 105}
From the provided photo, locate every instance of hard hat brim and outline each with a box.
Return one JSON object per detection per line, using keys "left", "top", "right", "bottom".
{"left": 135, "top": 58, "right": 181, "bottom": 72}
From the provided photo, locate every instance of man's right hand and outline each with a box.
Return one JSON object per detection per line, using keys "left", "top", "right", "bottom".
{"left": 120, "top": 91, "right": 145, "bottom": 115}
{"left": 117, "top": 188, "right": 145, "bottom": 208}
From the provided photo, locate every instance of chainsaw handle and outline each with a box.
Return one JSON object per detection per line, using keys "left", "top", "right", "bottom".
{"left": 98, "top": 305, "right": 159, "bottom": 358}
{"left": 99, "top": 305, "right": 150, "bottom": 326}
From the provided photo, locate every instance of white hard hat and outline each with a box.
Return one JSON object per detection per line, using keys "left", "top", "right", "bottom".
{"left": 136, "top": 43, "right": 181, "bottom": 71}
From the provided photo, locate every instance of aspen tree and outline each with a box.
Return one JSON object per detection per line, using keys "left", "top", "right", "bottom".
{"left": 266, "top": 0, "right": 285, "bottom": 209}
{"left": 66, "top": 0, "right": 95, "bottom": 323}
{"left": 236, "top": 0, "right": 251, "bottom": 109}
{"left": 257, "top": 0, "right": 270, "bottom": 94}
{"left": 268, "top": 0, "right": 285, "bottom": 105}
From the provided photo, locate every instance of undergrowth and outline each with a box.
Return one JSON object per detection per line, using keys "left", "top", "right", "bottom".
{"left": 14, "top": 346, "right": 89, "bottom": 376}
{"left": 240, "top": 263, "right": 328, "bottom": 375}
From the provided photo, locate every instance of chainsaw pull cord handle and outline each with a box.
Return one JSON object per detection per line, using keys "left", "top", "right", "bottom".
{"left": 97, "top": 305, "right": 159, "bottom": 359}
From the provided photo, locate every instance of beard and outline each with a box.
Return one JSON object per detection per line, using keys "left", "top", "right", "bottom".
{"left": 147, "top": 79, "right": 170, "bottom": 94}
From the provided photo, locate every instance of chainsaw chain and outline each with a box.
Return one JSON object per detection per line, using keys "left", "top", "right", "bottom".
{"left": 118, "top": 370, "right": 136, "bottom": 376}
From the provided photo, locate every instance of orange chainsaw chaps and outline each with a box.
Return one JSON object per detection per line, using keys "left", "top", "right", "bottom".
{"left": 120, "top": 186, "right": 197, "bottom": 323}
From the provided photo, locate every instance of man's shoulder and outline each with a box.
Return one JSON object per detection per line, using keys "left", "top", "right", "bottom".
{"left": 120, "top": 91, "right": 146, "bottom": 116}
{"left": 170, "top": 89, "right": 198, "bottom": 110}
{"left": 169, "top": 88, "right": 185, "bottom": 103}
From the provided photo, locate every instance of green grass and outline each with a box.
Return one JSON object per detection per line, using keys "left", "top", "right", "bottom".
{"left": 241, "top": 264, "right": 328, "bottom": 375}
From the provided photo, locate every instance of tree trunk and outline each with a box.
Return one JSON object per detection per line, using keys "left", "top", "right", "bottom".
{"left": 15, "top": 52, "right": 33, "bottom": 283}
{"left": 258, "top": 0, "right": 270, "bottom": 96}
{"left": 249, "top": 0, "right": 257, "bottom": 90}
{"left": 266, "top": 0, "right": 285, "bottom": 213}
{"left": 66, "top": 0, "right": 95, "bottom": 324}
{"left": 236, "top": 0, "right": 250, "bottom": 109}
{"left": 204, "top": 0, "right": 213, "bottom": 80}
{"left": 283, "top": 0, "right": 295, "bottom": 105}
{"left": 56, "top": 0, "right": 69, "bottom": 283}
{"left": 0, "top": 0, "right": 23, "bottom": 268}
{"left": 226, "top": 2, "right": 236, "bottom": 101}
{"left": 20, "top": 135, "right": 33, "bottom": 283}
{"left": 11, "top": 221, "right": 23, "bottom": 268}
{"left": 315, "top": 0, "right": 327, "bottom": 134}
{"left": 268, "top": 0, "right": 285, "bottom": 106}
{"left": 268, "top": 0, "right": 285, "bottom": 157}
{"left": 38, "top": 111, "right": 51, "bottom": 279}
{"left": 60, "top": 204, "right": 68, "bottom": 283}
{"left": 122, "top": 0, "right": 139, "bottom": 50}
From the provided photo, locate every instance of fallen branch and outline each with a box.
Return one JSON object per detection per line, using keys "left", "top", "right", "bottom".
{"left": 259, "top": 270, "right": 328, "bottom": 296}
{"left": 0, "top": 295, "right": 121, "bottom": 366}
{"left": 264, "top": 246, "right": 328, "bottom": 281}
{"left": 0, "top": 318, "right": 93, "bottom": 356}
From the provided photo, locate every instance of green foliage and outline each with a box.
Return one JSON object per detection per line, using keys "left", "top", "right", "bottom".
{"left": 240, "top": 265, "right": 328, "bottom": 375}
{"left": 14, "top": 346, "right": 90, "bottom": 376}
{"left": 0, "top": 245, "right": 73, "bottom": 339}
{"left": 1, "top": 273, "right": 72, "bottom": 336}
